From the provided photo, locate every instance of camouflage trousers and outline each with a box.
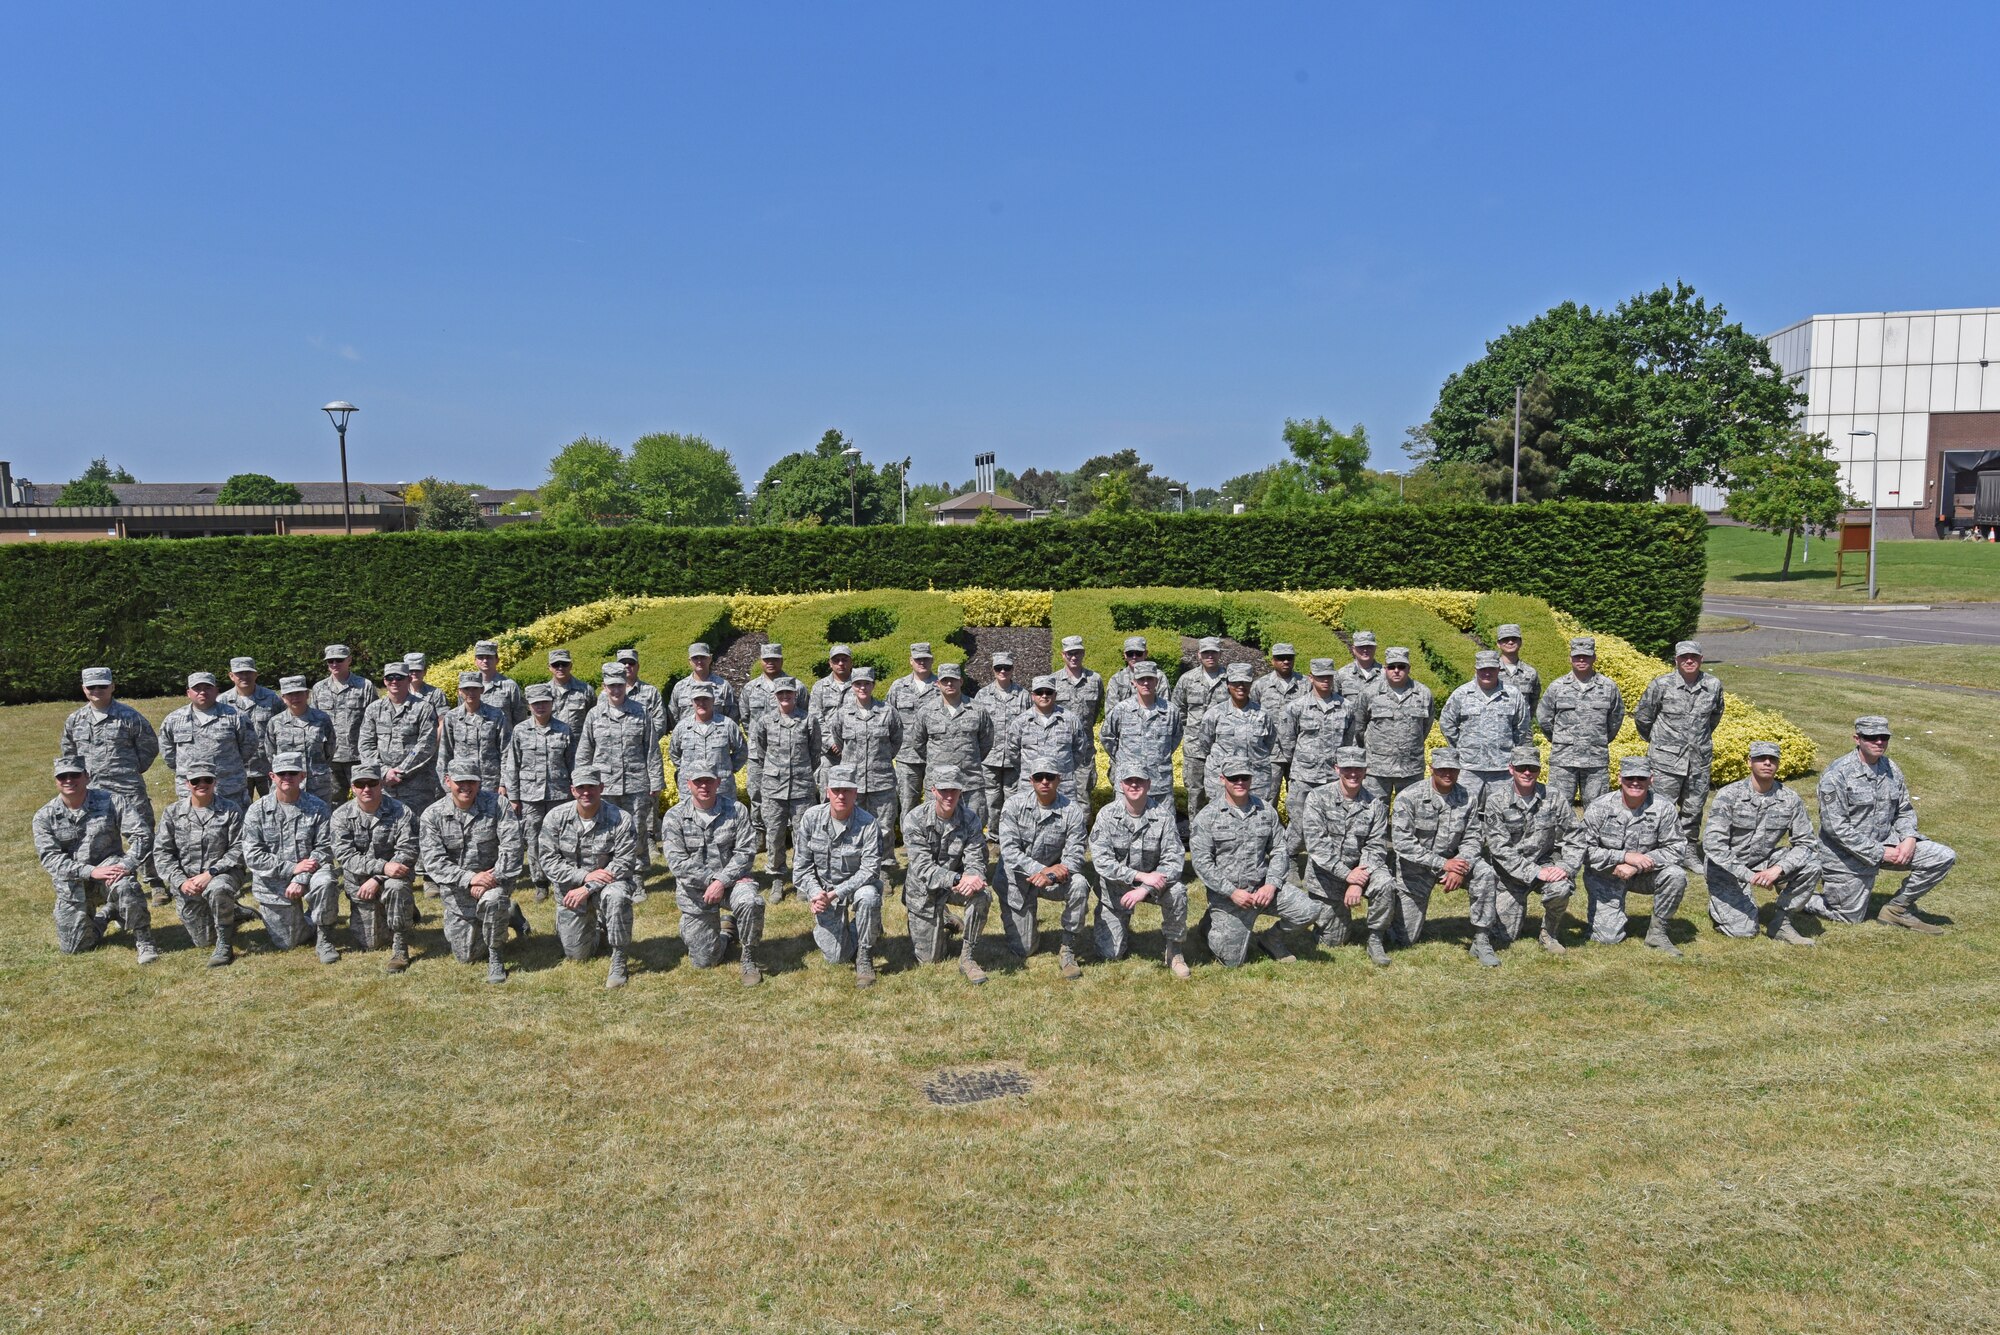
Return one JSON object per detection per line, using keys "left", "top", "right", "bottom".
{"left": 1362, "top": 772, "right": 1420, "bottom": 806}
{"left": 679, "top": 879, "right": 763, "bottom": 968}
{"left": 554, "top": 878, "right": 638, "bottom": 961}
{"left": 1091, "top": 876, "right": 1187, "bottom": 961}
{"left": 1203, "top": 881, "right": 1319, "bottom": 967}
{"left": 904, "top": 880, "right": 991, "bottom": 965}
{"left": 99, "top": 779, "right": 162, "bottom": 886}
{"left": 330, "top": 761, "right": 356, "bottom": 801}
{"left": 760, "top": 794, "right": 814, "bottom": 884}
{"left": 744, "top": 759, "right": 762, "bottom": 840}
{"left": 515, "top": 798, "right": 565, "bottom": 889}
{"left": 1001, "top": 870, "right": 1090, "bottom": 958}
{"left": 1703, "top": 864, "right": 1812, "bottom": 938}
{"left": 1302, "top": 861, "right": 1396, "bottom": 945}
{"left": 172, "top": 874, "right": 239, "bottom": 948}
{"left": 812, "top": 883, "right": 883, "bottom": 965}
{"left": 1582, "top": 865, "right": 1687, "bottom": 944}
{"left": 51, "top": 873, "right": 146, "bottom": 954}
{"left": 982, "top": 764, "right": 1018, "bottom": 836}
{"left": 1183, "top": 753, "right": 1210, "bottom": 820}
{"left": 1461, "top": 769, "right": 1511, "bottom": 805}
{"left": 1389, "top": 866, "right": 1468, "bottom": 946}
{"left": 248, "top": 868, "right": 339, "bottom": 950}
{"left": 385, "top": 777, "right": 441, "bottom": 820}
{"left": 437, "top": 879, "right": 514, "bottom": 963}
{"left": 1548, "top": 764, "right": 1609, "bottom": 811}
{"left": 342, "top": 873, "right": 414, "bottom": 950}
{"left": 1810, "top": 839, "right": 1957, "bottom": 923}
{"left": 1650, "top": 767, "right": 1711, "bottom": 852}
{"left": 1467, "top": 860, "right": 1572, "bottom": 946}
{"left": 859, "top": 790, "right": 899, "bottom": 860}
{"left": 603, "top": 793, "right": 655, "bottom": 870}
{"left": 894, "top": 760, "right": 926, "bottom": 829}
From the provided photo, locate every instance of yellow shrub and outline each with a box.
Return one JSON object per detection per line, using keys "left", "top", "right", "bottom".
{"left": 727, "top": 593, "right": 819, "bottom": 633}
{"left": 1377, "top": 587, "right": 1479, "bottom": 631}
{"left": 436, "top": 596, "right": 679, "bottom": 678}
{"left": 1280, "top": 590, "right": 1353, "bottom": 627}
{"left": 946, "top": 588, "right": 1053, "bottom": 628}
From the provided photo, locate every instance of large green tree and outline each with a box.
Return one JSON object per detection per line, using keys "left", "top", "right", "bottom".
{"left": 751, "top": 429, "right": 896, "bottom": 526}
{"left": 216, "top": 473, "right": 304, "bottom": 505}
{"left": 55, "top": 477, "right": 119, "bottom": 506}
{"left": 1427, "top": 282, "right": 1802, "bottom": 501}
{"left": 81, "top": 456, "right": 137, "bottom": 484}
{"left": 1281, "top": 417, "right": 1371, "bottom": 500}
{"left": 539, "top": 436, "right": 635, "bottom": 526}
{"left": 409, "top": 476, "right": 484, "bottom": 531}
{"left": 1723, "top": 430, "right": 1852, "bottom": 576}
{"left": 628, "top": 432, "right": 744, "bottom": 527}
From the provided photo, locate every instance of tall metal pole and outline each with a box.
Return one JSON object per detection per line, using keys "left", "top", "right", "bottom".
{"left": 337, "top": 421, "right": 352, "bottom": 535}
{"left": 1850, "top": 428, "right": 1878, "bottom": 600}
{"left": 1512, "top": 383, "right": 1522, "bottom": 504}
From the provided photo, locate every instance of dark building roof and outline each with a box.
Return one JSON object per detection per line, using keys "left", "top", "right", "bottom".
{"left": 18, "top": 480, "right": 409, "bottom": 506}
{"left": 932, "top": 489, "right": 1033, "bottom": 514}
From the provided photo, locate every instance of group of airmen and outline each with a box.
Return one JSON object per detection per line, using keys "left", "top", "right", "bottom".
{"left": 36, "top": 622, "right": 1959, "bottom": 989}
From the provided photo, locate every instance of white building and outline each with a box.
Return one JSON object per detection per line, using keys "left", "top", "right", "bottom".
{"left": 1761, "top": 307, "right": 2000, "bottom": 537}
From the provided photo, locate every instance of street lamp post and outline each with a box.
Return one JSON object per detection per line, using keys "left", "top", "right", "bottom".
{"left": 322, "top": 401, "right": 358, "bottom": 535}
{"left": 1169, "top": 486, "right": 1184, "bottom": 513}
{"left": 1850, "top": 428, "right": 1878, "bottom": 599}
{"left": 842, "top": 446, "right": 863, "bottom": 526}
{"left": 1512, "top": 383, "right": 1523, "bottom": 504}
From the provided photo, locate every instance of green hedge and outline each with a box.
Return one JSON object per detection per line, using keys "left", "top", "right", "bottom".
{"left": 1471, "top": 592, "right": 1573, "bottom": 695}
{"left": 1334, "top": 594, "right": 1477, "bottom": 695}
{"left": 1050, "top": 589, "right": 1350, "bottom": 687}
{"left": 513, "top": 600, "right": 733, "bottom": 692}
{"left": 0, "top": 503, "right": 1703, "bottom": 703}
{"left": 762, "top": 590, "right": 968, "bottom": 686}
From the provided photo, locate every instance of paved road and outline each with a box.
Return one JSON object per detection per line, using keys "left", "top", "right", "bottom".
{"left": 1702, "top": 597, "right": 2000, "bottom": 661}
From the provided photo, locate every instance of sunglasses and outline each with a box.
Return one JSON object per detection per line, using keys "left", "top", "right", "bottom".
{"left": 1859, "top": 734, "right": 1890, "bottom": 742}
{"left": 351, "top": 779, "right": 380, "bottom": 789}
{"left": 188, "top": 777, "right": 216, "bottom": 787}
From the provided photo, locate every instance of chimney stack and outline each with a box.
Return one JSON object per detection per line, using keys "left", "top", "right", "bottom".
{"left": 974, "top": 451, "right": 995, "bottom": 494}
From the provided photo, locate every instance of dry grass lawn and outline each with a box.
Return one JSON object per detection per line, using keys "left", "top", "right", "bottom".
{"left": 2, "top": 664, "right": 1996, "bottom": 1333}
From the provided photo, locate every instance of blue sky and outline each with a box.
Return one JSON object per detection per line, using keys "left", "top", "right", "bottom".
{"left": 4, "top": 3, "right": 1996, "bottom": 494}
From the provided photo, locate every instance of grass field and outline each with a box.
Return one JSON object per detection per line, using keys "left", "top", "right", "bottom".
{"left": 1706, "top": 524, "right": 2000, "bottom": 602}
{"left": 1759, "top": 646, "right": 2000, "bottom": 693}
{"left": 3, "top": 666, "right": 1996, "bottom": 1333}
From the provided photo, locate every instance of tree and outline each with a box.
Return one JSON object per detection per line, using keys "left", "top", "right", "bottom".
{"left": 500, "top": 491, "right": 541, "bottom": 515}
{"left": 81, "top": 456, "right": 136, "bottom": 484}
{"left": 1723, "top": 430, "right": 1851, "bottom": 576}
{"left": 752, "top": 429, "right": 895, "bottom": 525}
{"left": 628, "top": 432, "right": 743, "bottom": 527}
{"left": 409, "top": 476, "right": 484, "bottom": 531}
{"left": 1401, "top": 460, "right": 1490, "bottom": 506}
{"left": 1089, "top": 471, "right": 1134, "bottom": 515}
{"left": 1282, "top": 417, "right": 1371, "bottom": 500}
{"left": 1427, "top": 282, "right": 1803, "bottom": 501}
{"left": 215, "top": 473, "right": 303, "bottom": 505}
{"left": 56, "top": 477, "right": 119, "bottom": 506}
{"left": 539, "top": 436, "right": 634, "bottom": 527}
{"left": 1012, "top": 468, "right": 1068, "bottom": 511}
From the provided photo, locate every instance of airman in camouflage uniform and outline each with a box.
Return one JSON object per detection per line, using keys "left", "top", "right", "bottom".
{"left": 887, "top": 642, "right": 940, "bottom": 821}
{"left": 154, "top": 762, "right": 246, "bottom": 966}
{"left": 1335, "top": 630, "right": 1384, "bottom": 702}
{"left": 1103, "top": 636, "right": 1150, "bottom": 714}
{"left": 909, "top": 663, "right": 996, "bottom": 832}
{"left": 1468, "top": 745, "right": 1578, "bottom": 962}
{"left": 665, "top": 642, "right": 733, "bottom": 729}
{"left": 242, "top": 752, "right": 341, "bottom": 961}
{"left": 739, "top": 643, "right": 789, "bottom": 842}
{"left": 264, "top": 676, "right": 338, "bottom": 805}
{"left": 160, "top": 670, "right": 264, "bottom": 806}
{"left": 419, "top": 759, "right": 525, "bottom": 982}
{"left": 545, "top": 649, "right": 597, "bottom": 734}
{"left": 331, "top": 764, "right": 420, "bottom": 967}
{"left": 1098, "top": 661, "right": 1182, "bottom": 808}
{"left": 35, "top": 756, "right": 154, "bottom": 959}
{"left": 795, "top": 766, "right": 885, "bottom": 987}
{"left": 750, "top": 677, "right": 820, "bottom": 902}
{"left": 1494, "top": 624, "right": 1542, "bottom": 714}
{"left": 1172, "top": 637, "right": 1229, "bottom": 819}
{"left": 1536, "top": 637, "right": 1626, "bottom": 810}
{"left": 1360, "top": 649, "right": 1433, "bottom": 803}
{"left": 502, "top": 684, "right": 575, "bottom": 900}
{"left": 224, "top": 656, "right": 283, "bottom": 800}
{"left": 404, "top": 652, "right": 442, "bottom": 708}
{"left": 900, "top": 765, "right": 993, "bottom": 983}
{"left": 1632, "top": 640, "right": 1727, "bottom": 851}
{"left": 1050, "top": 635, "right": 1104, "bottom": 796}
{"left": 540, "top": 766, "right": 643, "bottom": 987}
{"left": 1276, "top": 658, "right": 1363, "bottom": 810}
{"left": 472, "top": 640, "right": 529, "bottom": 732}
{"left": 1199, "top": 663, "right": 1278, "bottom": 802}
{"left": 616, "top": 647, "right": 671, "bottom": 743}
{"left": 669, "top": 681, "right": 748, "bottom": 798}
{"left": 828, "top": 668, "right": 902, "bottom": 854}
{"left": 998, "top": 764, "right": 1092, "bottom": 976}
{"left": 1296, "top": 747, "right": 1395, "bottom": 963}
{"left": 1574, "top": 755, "right": 1691, "bottom": 955}
{"left": 1191, "top": 758, "right": 1317, "bottom": 966}
{"left": 1251, "top": 643, "right": 1306, "bottom": 801}
{"left": 1439, "top": 650, "right": 1532, "bottom": 798}
{"left": 1013, "top": 675, "right": 1089, "bottom": 806}
{"left": 1388, "top": 747, "right": 1478, "bottom": 955}
{"left": 360, "top": 662, "right": 442, "bottom": 816}
{"left": 574, "top": 662, "right": 665, "bottom": 876}
{"left": 1701, "top": 741, "right": 1819, "bottom": 944}
{"left": 974, "top": 652, "right": 1029, "bottom": 833}
{"left": 309, "top": 644, "right": 374, "bottom": 797}
{"left": 1088, "top": 760, "right": 1189, "bottom": 976}
{"left": 661, "top": 761, "right": 764, "bottom": 986}
{"left": 62, "top": 666, "right": 161, "bottom": 891}
{"left": 809, "top": 643, "right": 857, "bottom": 729}
{"left": 1810, "top": 716, "right": 1957, "bottom": 932}
{"left": 440, "top": 674, "right": 508, "bottom": 792}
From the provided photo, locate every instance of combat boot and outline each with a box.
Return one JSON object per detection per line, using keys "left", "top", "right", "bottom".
{"left": 534, "top": 883, "right": 551, "bottom": 902}
{"left": 958, "top": 934, "right": 986, "bottom": 985}
{"left": 607, "top": 948, "right": 629, "bottom": 989}
{"left": 134, "top": 930, "right": 159, "bottom": 965}
{"left": 208, "top": 918, "right": 236, "bottom": 968}
{"left": 510, "top": 903, "right": 532, "bottom": 940}
{"left": 1366, "top": 932, "right": 1391, "bottom": 967}
{"left": 854, "top": 952, "right": 876, "bottom": 989}
{"left": 1767, "top": 910, "right": 1815, "bottom": 946}
{"left": 1057, "top": 933, "right": 1083, "bottom": 981}
{"left": 1538, "top": 895, "right": 1569, "bottom": 954}
{"left": 316, "top": 932, "right": 341, "bottom": 964}
{"left": 1165, "top": 944, "right": 1191, "bottom": 979}
{"left": 1256, "top": 928, "right": 1297, "bottom": 963}
{"left": 385, "top": 931, "right": 409, "bottom": 973}
{"left": 1643, "top": 919, "right": 1683, "bottom": 958}
{"left": 485, "top": 947, "right": 508, "bottom": 983}
{"left": 1317, "top": 907, "right": 1350, "bottom": 950}
{"left": 1880, "top": 899, "right": 1946, "bottom": 934}
{"left": 1469, "top": 932, "right": 1501, "bottom": 968}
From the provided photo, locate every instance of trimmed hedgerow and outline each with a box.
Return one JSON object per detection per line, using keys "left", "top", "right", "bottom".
{"left": 1048, "top": 589, "right": 1349, "bottom": 687}
{"left": 761, "top": 590, "right": 968, "bottom": 688}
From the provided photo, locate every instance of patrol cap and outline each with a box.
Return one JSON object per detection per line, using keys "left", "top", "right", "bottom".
{"left": 1030, "top": 675, "right": 1057, "bottom": 693}
{"left": 1310, "top": 657, "right": 1336, "bottom": 677}
{"left": 81, "top": 666, "right": 113, "bottom": 687}
{"left": 686, "top": 643, "right": 711, "bottom": 659}
{"left": 569, "top": 765, "right": 603, "bottom": 788}
{"left": 928, "top": 764, "right": 965, "bottom": 791}
{"left": 1383, "top": 648, "right": 1411, "bottom": 666}
{"left": 404, "top": 652, "right": 428, "bottom": 669}
{"left": 548, "top": 649, "right": 573, "bottom": 666}
{"left": 935, "top": 662, "right": 962, "bottom": 680}
{"left": 1028, "top": 761, "right": 1064, "bottom": 779}
{"left": 1122, "top": 636, "right": 1148, "bottom": 654}
{"left": 1133, "top": 660, "right": 1162, "bottom": 680}
{"left": 322, "top": 644, "right": 352, "bottom": 661}
{"left": 1747, "top": 740, "right": 1781, "bottom": 760}
{"left": 688, "top": 680, "right": 717, "bottom": 699}
{"left": 180, "top": 761, "right": 217, "bottom": 781}
{"left": 229, "top": 656, "right": 257, "bottom": 674}
{"left": 1225, "top": 662, "right": 1254, "bottom": 684}
{"left": 350, "top": 763, "right": 383, "bottom": 783}
{"left": 1473, "top": 650, "right": 1502, "bottom": 670}
{"left": 760, "top": 643, "right": 783, "bottom": 659}
{"left": 458, "top": 672, "right": 483, "bottom": 690}
{"left": 1508, "top": 745, "right": 1543, "bottom": 770}
{"left": 1335, "top": 746, "right": 1368, "bottom": 769}
{"left": 1114, "top": 757, "right": 1153, "bottom": 783}
{"left": 279, "top": 675, "right": 310, "bottom": 695}
{"left": 828, "top": 643, "right": 853, "bottom": 659}
{"left": 1619, "top": 756, "right": 1652, "bottom": 779}
{"left": 825, "top": 764, "right": 860, "bottom": 791}
{"left": 271, "top": 751, "right": 308, "bottom": 775}
{"left": 773, "top": 676, "right": 800, "bottom": 693}
{"left": 1197, "top": 636, "right": 1223, "bottom": 653}
{"left": 1675, "top": 640, "right": 1703, "bottom": 659}
{"left": 1854, "top": 715, "right": 1891, "bottom": 737}
{"left": 1270, "top": 643, "right": 1296, "bottom": 658}
{"left": 1495, "top": 624, "right": 1523, "bottom": 642}
{"left": 382, "top": 661, "right": 410, "bottom": 679}
{"left": 679, "top": 759, "right": 720, "bottom": 782}
{"left": 445, "top": 757, "right": 483, "bottom": 782}
{"left": 1429, "top": 747, "right": 1462, "bottom": 771}
{"left": 909, "top": 641, "right": 934, "bottom": 659}
{"left": 617, "top": 648, "right": 641, "bottom": 664}
{"left": 1060, "top": 635, "right": 1085, "bottom": 653}
{"left": 851, "top": 667, "right": 876, "bottom": 684}
{"left": 474, "top": 640, "right": 499, "bottom": 657}
{"left": 54, "top": 754, "right": 88, "bottom": 777}
{"left": 600, "top": 663, "right": 627, "bottom": 683}
{"left": 1569, "top": 636, "right": 1597, "bottom": 657}
{"left": 991, "top": 652, "right": 1013, "bottom": 668}
{"left": 524, "top": 682, "right": 553, "bottom": 703}
{"left": 187, "top": 671, "right": 218, "bottom": 688}
{"left": 1217, "top": 757, "right": 1255, "bottom": 779}
{"left": 1350, "top": 631, "right": 1377, "bottom": 647}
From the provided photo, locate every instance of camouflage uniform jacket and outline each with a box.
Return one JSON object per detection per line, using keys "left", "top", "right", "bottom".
{"left": 1360, "top": 682, "right": 1434, "bottom": 780}
{"left": 1189, "top": 796, "right": 1289, "bottom": 894}
{"left": 1476, "top": 782, "right": 1576, "bottom": 881}
{"left": 1816, "top": 752, "right": 1920, "bottom": 861}
{"left": 1298, "top": 784, "right": 1391, "bottom": 877}
{"left": 1012, "top": 706, "right": 1086, "bottom": 783}
{"left": 910, "top": 696, "right": 995, "bottom": 774}
{"left": 573, "top": 699, "right": 664, "bottom": 798}
{"left": 1702, "top": 779, "right": 1817, "bottom": 882}
{"left": 159, "top": 703, "right": 264, "bottom": 796}
{"left": 60, "top": 700, "right": 159, "bottom": 787}
{"left": 669, "top": 714, "right": 748, "bottom": 787}
{"left": 359, "top": 694, "right": 440, "bottom": 781}
{"left": 154, "top": 796, "right": 246, "bottom": 886}
{"left": 331, "top": 795, "right": 419, "bottom": 881}
{"left": 501, "top": 719, "right": 575, "bottom": 803}
{"left": 973, "top": 680, "right": 1030, "bottom": 767}
{"left": 537, "top": 800, "right": 640, "bottom": 890}
{"left": 887, "top": 672, "right": 939, "bottom": 763}
{"left": 793, "top": 804, "right": 882, "bottom": 904}
{"left": 1390, "top": 781, "right": 1477, "bottom": 877}
{"left": 1536, "top": 673, "right": 1626, "bottom": 770}
{"left": 1088, "top": 800, "right": 1185, "bottom": 886}
{"left": 223, "top": 685, "right": 284, "bottom": 775}
{"left": 749, "top": 708, "right": 821, "bottom": 801}
{"left": 902, "top": 800, "right": 992, "bottom": 898}
{"left": 242, "top": 793, "right": 335, "bottom": 880}
{"left": 1277, "top": 691, "right": 1363, "bottom": 784}
{"left": 999, "top": 793, "right": 1089, "bottom": 879}
{"left": 263, "top": 707, "right": 338, "bottom": 798}
{"left": 829, "top": 700, "right": 901, "bottom": 793}
{"left": 1439, "top": 682, "right": 1532, "bottom": 772}
{"left": 1573, "top": 791, "right": 1691, "bottom": 872}
{"left": 440, "top": 702, "right": 509, "bottom": 790}
{"left": 659, "top": 794, "right": 756, "bottom": 888}
{"left": 1171, "top": 668, "right": 1229, "bottom": 758}
{"left": 35, "top": 790, "right": 151, "bottom": 882}
{"left": 1099, "top": 696, "right": 1184, "bottom": 792}
{"left": 418, "top": 792, "right": 524, "bottom": 887}
{"left": 1633, "top": 671, "right": 1726, "bottom": 778}
{"left": 309, "top": 673, "right": 376, "bottom": 763}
